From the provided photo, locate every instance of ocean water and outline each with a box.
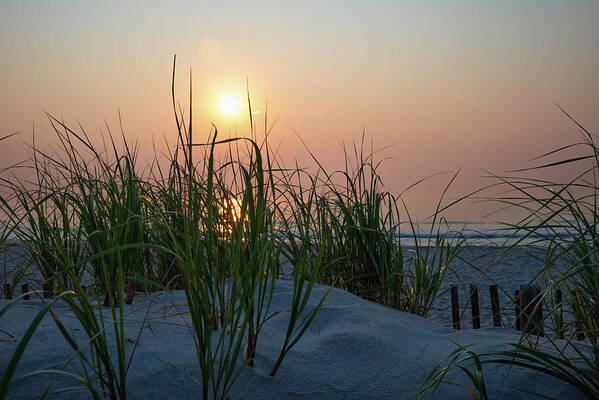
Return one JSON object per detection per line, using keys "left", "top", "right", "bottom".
{"left": 2, "top": 220, "right": 573, "bottom": 248}
{"left": 396, "top": 220, "right": 575, "bottom": 247}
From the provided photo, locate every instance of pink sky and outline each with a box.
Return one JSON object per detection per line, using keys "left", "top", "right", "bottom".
{"left": 1, "top": 1, "right": 598, "bottom": 220}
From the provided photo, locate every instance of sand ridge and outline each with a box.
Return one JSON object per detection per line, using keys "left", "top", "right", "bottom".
{"left": 0, "top": 278, "right": 583, "bottom": 399}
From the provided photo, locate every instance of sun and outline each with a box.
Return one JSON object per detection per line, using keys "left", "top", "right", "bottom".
{"left": 218, "top": 94, "right": 242, "bottom": 118}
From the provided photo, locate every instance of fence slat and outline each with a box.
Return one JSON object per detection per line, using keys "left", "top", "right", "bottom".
{"left": 470, "top": 284, "right": 480, "bottom": 329}
{"left": 42, "top": 281, "right": 53, "bottom": 299}
{"left": 21, "top": 283, "right": 30, "bottom": 300}
{"left": 554, "top": 289, "right": 563, "bottom": 339}
{"left": 519, "top": 285, "right": 543, "bottom": 336}
{"left": 451, "top": 285, "right": 460, "bottom": 330}
{"left": 3, "top": 284, "right": 11, "bottom": 300}
{"left": 571, "top": 289, "right": 585, "bottom": 341}
{"left": 515, "top": 289, "right": 521, "bottom": 331}
{"left": 489, "top": 284, "right": 501, "bottom": 327}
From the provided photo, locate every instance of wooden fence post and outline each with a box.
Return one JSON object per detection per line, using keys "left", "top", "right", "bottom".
{"left": 520, "top": 285, "right": 543, "bottom": 337}
{"left": 570, "top": 289, "right": 585, "bottom": 341}
{"left": 535, "top": 286, "right": 544, "bottom": 337}
{"left": 451, "top": 285, "right": 460, "bottom": 330}
{"left": 515, "top": 289, "right": 521, "bottom": 331}
{"left": 42, "top": 281, "right": 53, "bottom": 299}
{"left": 489, "top": 284, "right": 502, "bottom": 327}
{"left": 21, "top": 283, "right": 30, "bottom": 300}
{"left": 3, "top": 284, "right": 11, "bottom": 299}
{"left": 470, "top": 284, "right": 480, "bottom": 329}
{"left": 554, "top": 289, "right": 563, "bottom": 339}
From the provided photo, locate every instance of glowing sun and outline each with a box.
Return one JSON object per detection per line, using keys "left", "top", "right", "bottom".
{"left": 218, "top": 94, "right": 242, "bottom": 117}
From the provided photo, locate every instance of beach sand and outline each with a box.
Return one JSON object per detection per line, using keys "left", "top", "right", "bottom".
{"left": 0, "top": 245, "right": 581, "bottom": 399}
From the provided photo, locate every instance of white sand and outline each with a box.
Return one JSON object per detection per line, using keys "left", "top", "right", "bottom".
{"left": 0, "top": 278, "right": 583, "bottom": 399}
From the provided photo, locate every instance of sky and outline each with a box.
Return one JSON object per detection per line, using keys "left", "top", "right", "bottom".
{"left": 1, "top": 1, "right": 598, "bottom": 220}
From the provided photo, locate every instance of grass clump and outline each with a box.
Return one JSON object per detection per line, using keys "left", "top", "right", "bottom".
{"left": 1, "top": 61, "right": 472, "bottom": 399}
{"left": 1, "top": 61, "right": 333, "bottom": 398}
{"left": 278, "top": 136, "right": 464, "bottom": 317}
{"left": 419, "top": 110, "right": 599, "bottom": 399}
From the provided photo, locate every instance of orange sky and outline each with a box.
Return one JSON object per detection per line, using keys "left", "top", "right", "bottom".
{"left": 1, "top": 1, "right": 598, "bottom": 220}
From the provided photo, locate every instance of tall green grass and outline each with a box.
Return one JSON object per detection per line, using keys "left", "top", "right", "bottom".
{"left": 419, "top": 110, "right": 599, "bottom": 399}
{"left": 277, "top": 136, "right": 464, "bottom": 316}
{"left": 1, "top": 62, "right": 472, "bottom": 398}
{"left": 0, "top": 63, "right": 337, "bottom": 399}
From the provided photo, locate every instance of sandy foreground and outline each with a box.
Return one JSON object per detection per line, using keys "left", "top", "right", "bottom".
{"left": 0, "top": 246, "right": 582, "bottom": 399}
{"left": 0, "top": 287, "right": 582, "bottom": 399}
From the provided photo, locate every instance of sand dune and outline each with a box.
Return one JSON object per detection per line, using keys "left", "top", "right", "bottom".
{"left": 0, "top": 279, "right": 582, "bottom": 399}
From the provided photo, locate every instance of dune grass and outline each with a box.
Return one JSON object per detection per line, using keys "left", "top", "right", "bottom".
{"left": 5, "top": 65, "right": 595, "bottom": 399}
{"left": 0, "top": 75, "right": 474, "bottom": 397}
{"left": 0, "top": 105, "right": 467, "bottom": 399}
{"left": 0, "top": 62, "right": 335, "bottom": 398}
{"left": 275, "top": 136, "right": 465, "bottom": 317}
{"left": 419, "top": 111, "right": 599, "bottom": 399}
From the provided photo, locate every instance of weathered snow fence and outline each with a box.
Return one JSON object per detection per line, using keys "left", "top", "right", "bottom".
{"left": 449, "top": 283, "right": 559, "bottom": 338}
